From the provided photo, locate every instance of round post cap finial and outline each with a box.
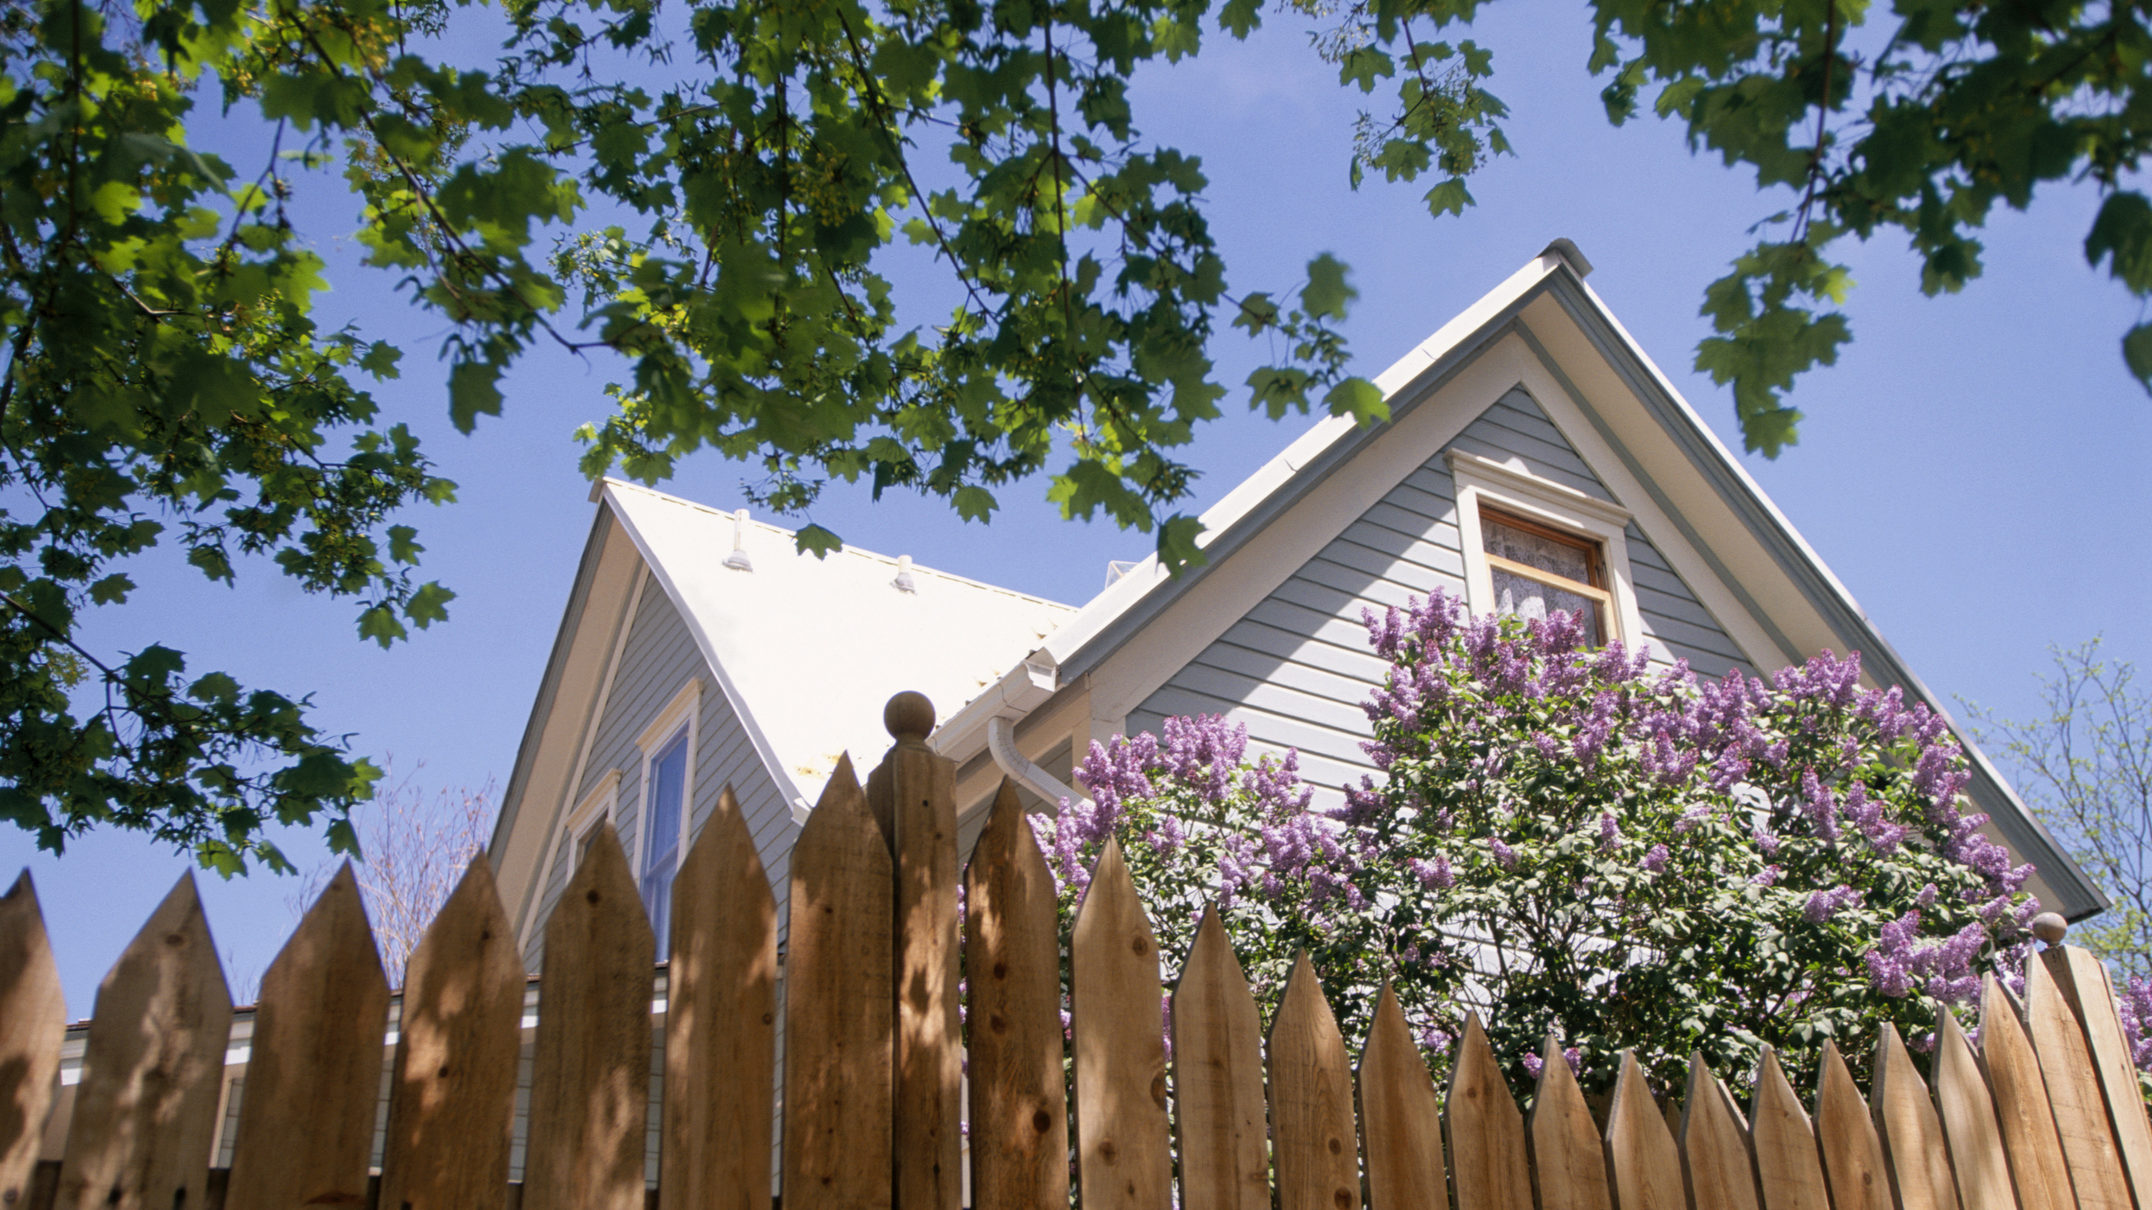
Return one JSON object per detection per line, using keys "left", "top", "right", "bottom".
{"left": 2031, "top": 911, "right": 2068, "bottom": 946}
{"left": 884, "top": 691, "right": 936, "bottom": 743}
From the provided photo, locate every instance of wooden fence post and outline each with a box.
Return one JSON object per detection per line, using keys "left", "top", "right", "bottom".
{"left": 2044, "top": 945, "right": 2152, "bottom": 1208}
{"left": 2025, "top": 950, "right": 2134, "bottom": 1210}
{"left": 872, "top": 693, "right": 962, "bottom": 1210}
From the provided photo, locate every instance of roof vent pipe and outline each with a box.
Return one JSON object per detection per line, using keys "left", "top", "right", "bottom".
{"left": 892, "top": 555, "right": 918, "bottom": 594}
{"left": 986, "top": 716, "right": 1086, "bottom": 812}
{"left": 722, "top": 509, "right": 753, "bottom": 572}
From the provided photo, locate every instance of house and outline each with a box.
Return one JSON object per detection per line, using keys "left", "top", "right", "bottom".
{"left": 486, "top": 242, "right": 2102, "bottom": 967}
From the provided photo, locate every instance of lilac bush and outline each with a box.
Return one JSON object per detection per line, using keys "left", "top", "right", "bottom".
{"left": 1036, "top": 589, "right": 2039, "bottom": 1093}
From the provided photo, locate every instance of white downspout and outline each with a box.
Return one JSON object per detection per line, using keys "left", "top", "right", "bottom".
{"left": 986, "top": 716, "right": 1086, "bottom": 808}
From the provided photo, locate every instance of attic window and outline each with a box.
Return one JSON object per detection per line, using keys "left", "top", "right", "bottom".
{"left": 1448, "top": 448, "right": 1646, "bottom": 653}
{"left": 633, "top": 679, "right": 702, "bottom": 959}
{"left": 1482, "top": 509, "right": 1610, "bottom": 646}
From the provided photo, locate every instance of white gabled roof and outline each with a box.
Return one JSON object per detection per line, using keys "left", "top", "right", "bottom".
{"left": 601, "top": 480, "right": 1077, "bottom": 808}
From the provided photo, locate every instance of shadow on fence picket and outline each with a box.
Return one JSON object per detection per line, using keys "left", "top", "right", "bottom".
{"left": 2, "top": 691, "right": 2149, "bottom": 1210}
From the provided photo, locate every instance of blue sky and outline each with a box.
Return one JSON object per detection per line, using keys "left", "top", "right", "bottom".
{"left": 7, "top": 3, "right": 2149, "bottom": 1017}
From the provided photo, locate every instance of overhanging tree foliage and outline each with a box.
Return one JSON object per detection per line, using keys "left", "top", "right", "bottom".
{"left": 4, "top": 0, "right": 2148, "bottom": 867}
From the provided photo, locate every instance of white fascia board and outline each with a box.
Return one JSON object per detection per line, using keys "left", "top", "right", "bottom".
{"left": 927, "top": 653, "right": 1060, "bottom": 764}
{"left": 595, "top": 482, "right": 811, "bottom": 820}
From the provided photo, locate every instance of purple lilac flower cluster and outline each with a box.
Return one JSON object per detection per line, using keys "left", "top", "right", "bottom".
{"left": 2118, "top": 975, "right": 2152, "bottom": 1071}
{"left": 1353, "top": 591, "right": 2036, "bottom": 948}
{"left": 1040, "top": 712, "right": 1321, "bottom": 908}
{"left": 1862, "top": 910, "right": 1987, "bottom": 1002}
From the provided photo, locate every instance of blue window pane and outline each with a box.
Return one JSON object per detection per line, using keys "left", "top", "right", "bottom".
{"left": 643, "top": 729, "right": 688, "bottom": 956}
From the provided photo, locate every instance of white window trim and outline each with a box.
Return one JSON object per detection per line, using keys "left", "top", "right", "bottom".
{"left": 1447, "top": 449, "right": 1651, "bottom": 658}
{"left": 630, "top": 679, "right": 703, "bottom": 881}
{"left": 567, "top": 768, "right": 622, "bottom": 862}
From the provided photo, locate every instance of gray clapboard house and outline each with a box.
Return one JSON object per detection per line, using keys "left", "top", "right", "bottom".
{"left": 487, "top": 242, "right": 2102, "bottom": 967}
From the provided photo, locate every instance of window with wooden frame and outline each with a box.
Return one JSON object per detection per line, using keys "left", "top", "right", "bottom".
{"left": 1480, "top": 508, "right": 1613, "bottom": 645}
{"left": 1449, "top": 449, "right": 1647, "bottom": 654}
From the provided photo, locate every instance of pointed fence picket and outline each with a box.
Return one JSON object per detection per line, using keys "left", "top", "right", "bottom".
{"left": 1267, "top": 954, "right": 1358, "bottom": 1210}
{"left": 658, "top": 786, "right": 776, "bottom": 1210}
{"left": 1873, "top": 1024, "right": 1959, "bottom": 1210}
{"left": 4, "top": 692, "right": 2152, "bottom": 1210}
{"left": 56, "top": 874, "right": 231, "bottom": 1210}
{"left": 1751, "top": 1049, "right": 1830, "bottom": 1210}
{"left": 1681, "top": 1056, "right": 1760, "bottom": 1210}
{"left": 1938, "top": 1011, "right": 2021, "bottom": 1210}
{"left": 1357, "top": 987, "right": 1445, "bottom": 1210}
{"left": 962, "top": 782, "right": 1069, "bottom": 1210}
{"left": 1528, "top": 1033, "right": 1607, "bottom": 1210}
{"left": 1448, "top": 1016, "right": 1530, "bottom": 1210}
{"left": 1171, "top": 908, "right": 1268, "bottom": 1210}
{"left": 223, "top": 864, "right": 391, "bottom": 1210}
{"left": 1070, "top": 838, "right": 1173, "bottom": 1210}
{"left": 0, "top": 873, "right": 63, "bottom": 1208}
{"left": 1816, "top": 1041, "right": 1894, "bottom": 1210}
{"left": 521, "top": 823, "right": 657, "bottom": 1210}
{"left": 782, "top": 756, "right": 894, "bottom": 1210}
{"left": 376, "top": 856, "right": 525, "bottom": 1210}
{"left": 1607, "top": 1051, "right": 1686, "bottom": 1210}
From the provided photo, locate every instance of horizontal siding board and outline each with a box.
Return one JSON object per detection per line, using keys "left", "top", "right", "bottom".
{"left": 1167, "top": 663, "right": 1371, "bottom": 737}
{"left": 1135, "top": 686, "right": 1373, "bottom": 773}
{"left": 1332, "top": 521, "right": 1466, "bottom": 578}
{"left": 1212, "top": 617, "right": 1389, "bottom": 682}
{"left": 1446, "top": 432, "right": 1605, "bottom": 500}
{"left": 1632, "top": 579, "right": 1727, "bottom": 634}
{"left": 1640, "top": 610, "right": 1749, "bottom": 666}
{"left": 1483, "top": 394, "right": 1576, "bottom": 452}
{"left": 1319, "top": 535, "right": 1465, "bottom": 593}
{"left": 1187, "top": 639, "right": 1384, "bottom": 715}
{"left": 1245, "top": 597, "right": 1394, "bottom": 653}
{"left": 1358, "top": 500, "right": 1466, "bottom": 548}
{"left": 1397, "top": 464, "right": 1461, "bottom": 506}
{"left": 1464, "top": 423, "right": 1612, "bottom": 501}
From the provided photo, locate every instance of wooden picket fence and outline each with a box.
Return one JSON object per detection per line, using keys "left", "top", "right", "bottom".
{"left": 3, "top": 691, "right": 2152, "bottom": 1210}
